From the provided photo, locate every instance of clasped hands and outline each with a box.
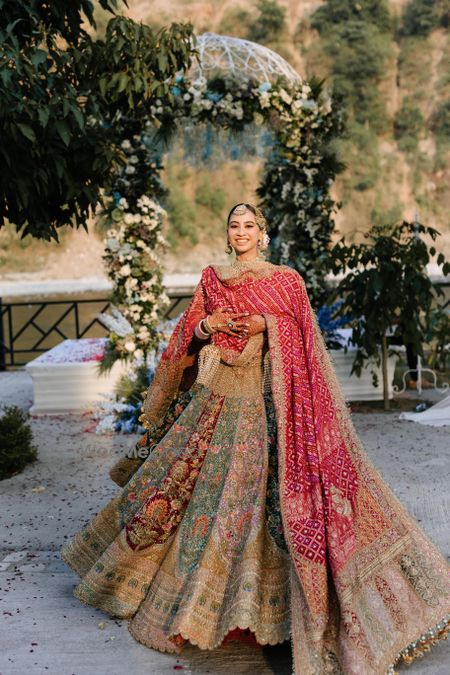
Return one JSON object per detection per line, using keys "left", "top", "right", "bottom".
{"left": 203, "top": 306, "right": 266, "bottom": 339}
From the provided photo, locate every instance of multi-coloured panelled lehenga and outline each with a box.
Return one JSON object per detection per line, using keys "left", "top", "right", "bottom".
{"left": 61, "top": 259, "right": 450, "bottom": 675}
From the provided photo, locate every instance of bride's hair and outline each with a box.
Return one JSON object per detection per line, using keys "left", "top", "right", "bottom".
{"left": 226, "top": 203, "right": 267, "bottom": 231}
{"left": 227, "top": 203, "right": 257, "bottom": 225}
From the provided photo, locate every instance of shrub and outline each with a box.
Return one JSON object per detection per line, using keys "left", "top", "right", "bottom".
{"left": 218, "top": 7, "right": 252, "bottom": 38}
{"left": 400, "top": 0, "right": 446, "bottom": 37}
{"left": 394, "top": 101, "right": 425, "bottom": 152}
{"left": 247, "top": 0, "right": 286, "bottom": 43}
{"left": 430, "top": 99, "right": 450, "bottom": 141}
{"left": 165, "top": 190, "right": 198, "bottom": 246}
{"left": 311, "top": 0, "right": 392, "bottom": 34}
{"left": 0, "top": 405, "right": 38, "bottom": 480}
{"left": 195, "top": 177, "right": 226, "bottom": 216}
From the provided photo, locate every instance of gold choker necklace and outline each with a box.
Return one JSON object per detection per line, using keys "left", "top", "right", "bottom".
{"left": 231, "top": 257, "right": 266, "bottom": 267}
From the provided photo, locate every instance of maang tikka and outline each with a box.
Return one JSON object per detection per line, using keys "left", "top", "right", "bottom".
{"left": 232, "top": 204, "right": 248, "bottom": 215}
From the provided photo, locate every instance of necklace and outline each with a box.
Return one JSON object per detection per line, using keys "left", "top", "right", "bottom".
{"left": 230, "top": 257, "right": 267, "bottom": 269}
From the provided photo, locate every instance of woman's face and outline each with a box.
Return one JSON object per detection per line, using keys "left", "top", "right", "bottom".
{"left": 227, "top": 211, "right": 260, "bottom": 256}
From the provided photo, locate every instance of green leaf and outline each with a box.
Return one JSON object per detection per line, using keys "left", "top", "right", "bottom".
{"left": 17, "top": 123, "right": 36, "bottom": 143}
{"left": 55, "top": 120, "right": 71, "bottom": 147}
{"left": 157, "top": 51, "right": 168, "bottom": 73}
{"left": 37, "top": 107, "right": 50, "bottom": 127}
{"left": 31, "top": 49, "right": 48, "bottom": 67}
{"left": 117, "top": 71, "right": 128, "bottom": 93}
{"left": 72, "top": 106, "right": 85, "bottom": 130}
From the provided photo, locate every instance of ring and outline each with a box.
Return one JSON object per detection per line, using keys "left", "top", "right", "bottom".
{"left": 227, "top": 320, "right": 236, "bottom": 329}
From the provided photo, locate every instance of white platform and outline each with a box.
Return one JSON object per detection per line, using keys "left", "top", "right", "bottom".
{"left": 25, "top": 338, "right": 127, "bottom": 414}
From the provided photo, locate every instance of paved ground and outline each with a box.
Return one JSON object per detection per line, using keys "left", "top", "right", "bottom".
{"left": 0, "top": 371, "right": 449, "bottom": 675}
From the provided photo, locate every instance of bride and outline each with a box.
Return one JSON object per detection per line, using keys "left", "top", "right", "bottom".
{"left": 61, "top": 202, "right": 450, "bottom": 674}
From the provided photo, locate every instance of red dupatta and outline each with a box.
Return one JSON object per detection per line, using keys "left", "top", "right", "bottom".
{"left": 139, "top": 262, "right": 450, "bottom": 675}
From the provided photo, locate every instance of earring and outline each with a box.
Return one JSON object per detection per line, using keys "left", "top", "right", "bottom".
{"left": 225, "top": 241, "right": 233, "bottom": 254}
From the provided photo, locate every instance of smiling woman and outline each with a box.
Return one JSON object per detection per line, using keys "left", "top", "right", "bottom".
{"left": 61, "top": 203, "right": 450, "bottom": 675}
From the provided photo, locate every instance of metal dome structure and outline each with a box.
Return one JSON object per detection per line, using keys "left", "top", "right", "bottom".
{"left": 185, "top": 32, "right": 302, "bottom": 85}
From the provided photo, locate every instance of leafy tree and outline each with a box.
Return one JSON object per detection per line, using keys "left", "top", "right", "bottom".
{"left": 311, "top": 0, "right": 392, "bottom": 33}
{"left": 400, "top": 0, "right": 448, "bottom": 37}
{"left": 310, "top": 0, "right": 393, "bottom": 147}
{"left": 329, "top": 220, "right": 450, "bottom": 409}
{"left": 248, "top": 0, "right": 286, "bottom": 43}
{"left": 0, "top": 0, "right": 196, "bottom": 241}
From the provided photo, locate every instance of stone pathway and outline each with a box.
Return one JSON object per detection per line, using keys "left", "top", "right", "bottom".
{"left": 0, "top": 372, "right": 449, "bottom": 674}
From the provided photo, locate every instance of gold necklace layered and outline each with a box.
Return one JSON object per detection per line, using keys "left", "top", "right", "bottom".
{"left": 230, "top": 257, "right": 268, "bottom": 270}
{"left": 212, "top": 256, "right": 275, "bottom": 282}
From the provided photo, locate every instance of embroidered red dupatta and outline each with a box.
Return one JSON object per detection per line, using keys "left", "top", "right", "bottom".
{"left": 138, "top": 262, "right": 450, "bottom": 675}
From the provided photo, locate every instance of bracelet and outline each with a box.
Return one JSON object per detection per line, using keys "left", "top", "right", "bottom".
{"left": 195, "top": 318, "right": 210, "bottom": 340}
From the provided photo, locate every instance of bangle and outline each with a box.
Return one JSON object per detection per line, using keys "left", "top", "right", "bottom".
{"left": 203, "top": 315, "right": 216, "bottom": 334}
{"left": 195, "top": 318, "right": 210, "bottom": 340}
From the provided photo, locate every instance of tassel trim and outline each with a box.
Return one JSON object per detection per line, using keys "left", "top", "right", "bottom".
{"left": 386, "top": 612, "right": 450, "bottom": 674}
{"left": 262, "top": 349, "right": 271, "bottom": 395}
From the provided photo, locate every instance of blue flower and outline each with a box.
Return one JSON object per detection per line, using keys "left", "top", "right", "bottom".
{"left": 175, "top": 74, "right": 184, "bottom": 83}
{"left": 318, "top": 301, "right": 353, "bottom": 331}
{"left": 171, "top": 86, "right": 182, "bottom": 97}
{"left": 206, "top": 91, "right": 223, "bottom": 102}
{"left": 112, "top": 191, "right": 122, "bottom": 207}
{"left": 259, "top": 82, "right": 272, "bottom": 92}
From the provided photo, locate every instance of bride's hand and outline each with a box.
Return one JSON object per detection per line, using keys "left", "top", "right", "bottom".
{"left": 207, "top": 306, "right": 251, "bottom": 338}
{"left": 245, "top": 314, "right": 267, "bottom": 336}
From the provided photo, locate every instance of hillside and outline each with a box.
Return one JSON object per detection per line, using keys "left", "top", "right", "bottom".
{"left": 1, "top": 0, "right": 449, "bottom": 280}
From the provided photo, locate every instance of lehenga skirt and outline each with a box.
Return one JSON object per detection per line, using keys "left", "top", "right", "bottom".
{"left": 60, "top": 344, "right": 293, "bottom": 654}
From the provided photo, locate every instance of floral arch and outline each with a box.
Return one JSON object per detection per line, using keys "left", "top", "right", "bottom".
{"left": 99, "top": 32, "right": 344, "bottom": 368}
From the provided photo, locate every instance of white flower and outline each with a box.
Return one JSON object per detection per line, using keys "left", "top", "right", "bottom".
{"left": 125, "top": 277, "right": 138, "bottom": 289}
{"left": 118, "top": 197, "right": 129, "bottom": 209}
{"left": 279, "top": 89, "right": 293, "bottom": 105}
{"left": 119, "top": 264, "right": 131, "bottom": 276}
{"left": 124, "top": 213, "right": 134, "bottom": 224}
{"left": 125, "top": 165, "right": 136, "bottom": 175}
{"left": 128, "top": 155, "right": 139, "bottom": 165}
{"left": 124, "top": 340, "right": 136, "bottom": 352}
{"left": 130, "top": 304, "right": 142, "bottom": 314}
{"left": 302, "top": 99, "right": 317, "bottom": 111}
{"left": 137, "top": 195, "right": 153, "bottom": 209}
{"left": 133, "top": 349, "right": 144, "bottom": 360}
{"left": 121, "top": 139, "right": 132, "bottom": 150}
{"left": 192, "top": 75, "right": 207, "bottom": 89}
{"left": 253, "top": 112, "right": 264, "bottom": 126}
{"left": 183, "top": 93, "right": 191, "bottom": 101}
{"left": 258, "top": 91, "right": 271, "bottom": 109}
